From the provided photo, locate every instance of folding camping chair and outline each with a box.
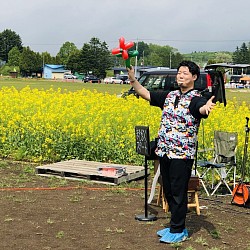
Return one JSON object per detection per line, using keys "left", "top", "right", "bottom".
{"left": 197, "top": 131, "right": 238, "bottom": 196}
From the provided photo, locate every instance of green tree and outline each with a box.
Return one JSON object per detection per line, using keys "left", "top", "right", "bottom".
{"left": 67, "top": 50, "right": 81, "bottom": 73}
{"left": 0, "top": 65, "right": 13, "bottom": 75}
{"left": 146, "top": 44, "right": 183, "bottom": 68}
{"left": 207, "top": 58, "right": 217, "bottom": 65}
{"left": 205, "top": 52, "right": 232, "bottom": 66}
{"left": 41, "top": 51, "right": 61, "bottom": 65}
{"left": 240, "top": 42, "right": 249, "bottom": 63}
{"left": 147, "top": 50, "right": 162, "bottom": 66}
{"left": 77, "top": 37, "right": 112, "bottom": 78}
{"left": 57, "top": 41, "right": 78, "bottom": 65}
{"left": 0, "top": 29, "right": 22, "bottom": 62}
{"left": 232, "top": 46, "right": 239, "bottom": 63}
{"left": 19, "top": 47, "right": 42, "bottom": 76}
{"left": 8, "top": 46, "right": 21, "bottom": 66}
{"left": 171, "top": 52, "right": 184, "bottom": 68}
{"left": 214, "top": 52, "right": 232, "bottom": 63}
{"left": 135, "top": 41, "right": 150, "bottom": 65}
{"left": 233, "top": 43, "right": 249, "bottom": 64}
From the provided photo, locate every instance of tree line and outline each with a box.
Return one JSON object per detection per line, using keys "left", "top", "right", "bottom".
{"left": 1, "top": 29, "right": 250, "bottom": 78}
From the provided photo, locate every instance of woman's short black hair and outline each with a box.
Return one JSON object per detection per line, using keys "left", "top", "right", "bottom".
{"left": 177, "top": 60, "right": 200, "bottom": 80}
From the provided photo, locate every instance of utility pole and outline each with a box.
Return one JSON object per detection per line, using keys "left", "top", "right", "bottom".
{"left": 169, "top": 52, "right": 172, "bottom": 69}
{"left": 142, "top": 50, "right": 145, "bottom": 66}
{"left": 42, "top": 54, "right": 45, "bottom": 78}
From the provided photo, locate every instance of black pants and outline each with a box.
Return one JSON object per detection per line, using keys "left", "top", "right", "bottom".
{"left": 159, "top": 155, "right": 193, "bottom": 233}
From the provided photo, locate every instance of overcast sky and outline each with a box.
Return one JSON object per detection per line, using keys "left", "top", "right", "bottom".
{"left": 1, "top": 0, "right": 250, "bottom": 55}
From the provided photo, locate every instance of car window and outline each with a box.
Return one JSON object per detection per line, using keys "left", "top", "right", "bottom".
{"left": 194, "top": 74, "right": 207, "bottom": 91}
{"left": 140, "top": 74, "right": 180, "bottom": 91}
{"left": 117, "top": 75, "right": 128, "bottom": 80}
{"left": 141, "top": 75, "right": 167, "bottom": 90}
{"left": 163, "top": 75, "right": 178, "bottom": 90}
{"left": 138, "top": 75, "right": 147, "bottom": 84}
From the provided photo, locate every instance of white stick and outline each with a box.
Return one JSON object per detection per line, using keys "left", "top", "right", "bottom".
{"left": 147, "top": 165, "right": 160, "bottom": 204}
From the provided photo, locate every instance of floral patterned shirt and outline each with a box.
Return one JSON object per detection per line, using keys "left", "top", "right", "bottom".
{"left": 150, "top": 89, "right": 207, "bottom": 159}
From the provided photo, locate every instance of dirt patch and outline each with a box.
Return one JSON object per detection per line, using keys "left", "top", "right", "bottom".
{"left": 0, "top": 160, "right": 250, "bottom": 250}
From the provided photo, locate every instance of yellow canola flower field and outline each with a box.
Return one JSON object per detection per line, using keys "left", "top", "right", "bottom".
{"left": 199, "top": 99, "right": 250, "bottom": 167}
{"left": 0, "top": 87, "right": 249, "bottom": 170}
{"left": 0, "top": 87, "right": 160, "bottom": 165}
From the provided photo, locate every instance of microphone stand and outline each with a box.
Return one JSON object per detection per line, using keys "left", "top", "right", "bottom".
{"left": 135, "top": 155, "right": 157, "bottom": 221}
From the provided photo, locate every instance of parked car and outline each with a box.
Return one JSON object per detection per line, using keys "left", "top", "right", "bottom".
{"left": 117, "top": 74, "right": 128, "bottom": 82}
{"left": 104, "top": 77, "right": 123, "bottom": 84}
{"left": 124, "top": 79, "right": 131, "bottom": 84}
{"left": 230, "top": 75, "right": 242, "bottom": 83}
{"left": 83, "top": 75, "right": 101, "bottom": 83}
{"left": 124, "top": 77, "right": 137, "bottom": 84}
{"left": 124, "top": 68, "right": 226, "bottom": 105}
{"left": 64, "top": 73, "right": 77, "bottom": 79}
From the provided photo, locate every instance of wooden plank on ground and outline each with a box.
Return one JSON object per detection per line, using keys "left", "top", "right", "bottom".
{"left": 36, "top": 160, "right": 147, "bottom": 185}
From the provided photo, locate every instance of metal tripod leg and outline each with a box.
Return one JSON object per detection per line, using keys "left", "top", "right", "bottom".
{"left": 196, "top": 169, "right": 210, "bottom": 196}
{"left": 211, "top": 167, "right": 232, "bottom": 196}
{"left": 211, "top": 178, "right": 232, "bottom": 195}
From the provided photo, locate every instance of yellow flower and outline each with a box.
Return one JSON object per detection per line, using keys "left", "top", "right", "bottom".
{"left": 0, "top": 86, "right": 249, "bottom": 167}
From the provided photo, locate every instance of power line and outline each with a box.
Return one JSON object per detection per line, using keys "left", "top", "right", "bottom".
{"left": 135, "top": 38, "right": 250, "bottom": 43}
{"left": 23, "top": 39, "right": 250, "bottom": 47}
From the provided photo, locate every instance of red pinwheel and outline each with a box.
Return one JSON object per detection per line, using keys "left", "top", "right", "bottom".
{"left": 112, "top": 37, "right": 138, "bottom": 68}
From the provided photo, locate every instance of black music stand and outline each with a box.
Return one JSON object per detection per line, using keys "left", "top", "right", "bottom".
{"left": 134, "top": 126, "right": 157, "bottom": 221}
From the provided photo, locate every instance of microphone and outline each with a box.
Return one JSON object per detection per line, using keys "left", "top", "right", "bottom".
{"left": 177, "top": 81, "right": 183, "bottom": 87}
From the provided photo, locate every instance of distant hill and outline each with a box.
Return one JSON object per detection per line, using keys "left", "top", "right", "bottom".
{"left": 183, "top": 51, "right": 233, "bottom": 68}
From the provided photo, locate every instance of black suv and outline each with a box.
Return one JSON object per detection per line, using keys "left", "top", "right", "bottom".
{"left": 117, "top": 74, "right": 128, "bottom": 82}
{"left": 83, "top": 75, "right": 101, "bottom": 83}
{"left": 125, "top": 68, "right": 226, "bottom": 105}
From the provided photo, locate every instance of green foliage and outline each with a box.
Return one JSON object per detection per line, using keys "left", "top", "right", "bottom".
{"left": 105, "top": 69, "right": 114, "bottom": 77}
{"left": 56, "top": 231, "right": 64, "bottom": 238}
{"left": 0, "top": 29, "right": 22, "bottom": 62}
{"left": 0, "top": 78, "right": 131, "bottom": 95}
{"left": 0, "top": 65, "right": 12, "bottom": 76}
{"left": 143, "top": 44, "right": 184, "bottom": 68}
{"left": 214, "top": 52, "right": 232, "bottom": 63}
{"left": 76, "top": 37, "right": 113, "bottom": 78}
{"left": 210, "top": 229, "right": 220, "bottom": 239}
{"left": 184, "top": 51, "right": 233, "bottom": 67}
{"left": 57, "top": 41, "right": 78, "bottom": 66}
{"left": 19, "top": 47, "right": 42, "bottom": 76}
{"left": 67, "top": 50, "right": 81, "bottom": 73}
{"left": 8, "top": 46, "right": 21, "bottom": 66}
{"left": 147, "top": 44, "right": 169, "bottom": 66}
{"left": 135, "top": 41, "right": 150, "bottom": 63}
{"left": 0, "top": 65, "right": 20, "bottom": 76}
{"left": 233, "top": 43, "right": 250, "bottom": 64}
{"left": 42, "top": 51, "right": 61, "bottom": 65}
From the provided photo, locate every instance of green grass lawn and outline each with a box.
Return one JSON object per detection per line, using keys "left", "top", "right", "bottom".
{"left": 0, "top": 78, "right": 131, "bottom": 95}
{"left": 225, "top": 88, "right": 250, "bottom": 105}
{"left": 0, "top": 77, "right": 250, "bottom": 105}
